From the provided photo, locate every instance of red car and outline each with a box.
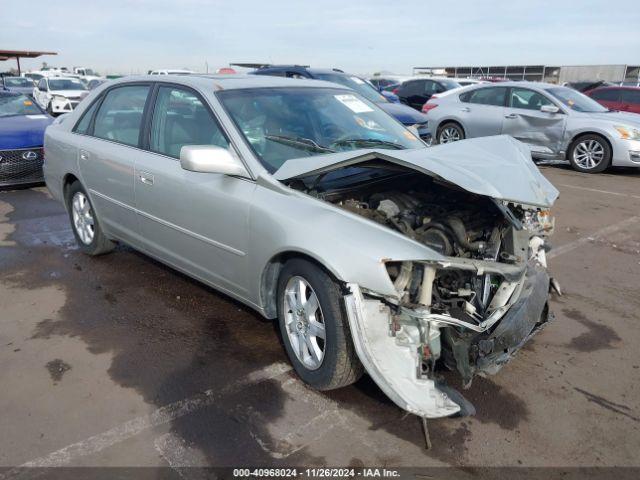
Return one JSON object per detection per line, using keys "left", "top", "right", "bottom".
{"left": 584, "top": 86, "right": 640, "bottom": 114}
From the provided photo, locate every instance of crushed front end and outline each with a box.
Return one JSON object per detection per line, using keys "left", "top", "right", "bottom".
{"left": 339, "top": 188, "right": 556, "bottom": 418}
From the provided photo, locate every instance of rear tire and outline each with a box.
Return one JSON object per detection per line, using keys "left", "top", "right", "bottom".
{"left": 276, "top": 258, "right": 363, "bottom": 390}
{"left": 437, "top": 122, "right": 465, "bottom": 144}
{"left": 568, "top": 134, "right": 611, "bottom": 173}
{"left": 65, "top": 181, "right": 115, "bottom": 256}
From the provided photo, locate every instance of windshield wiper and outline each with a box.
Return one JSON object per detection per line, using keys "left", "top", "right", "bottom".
{"left": 264, "top": 135, "right": 335, "bottom": 154}
{"left": 332, "top": 138, "right": 406, "bottom": 150}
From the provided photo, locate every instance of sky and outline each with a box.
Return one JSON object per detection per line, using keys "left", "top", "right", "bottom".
{"left": 1, "top": 0, "right": 639, "bottom": 76}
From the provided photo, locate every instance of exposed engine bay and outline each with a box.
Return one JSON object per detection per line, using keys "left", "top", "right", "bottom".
{"left": 290, "top": 168, "right": 555, "bottom": 411}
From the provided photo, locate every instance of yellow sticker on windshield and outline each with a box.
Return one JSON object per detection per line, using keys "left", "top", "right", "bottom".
{"left": 23, "top": 100, "right": 33, "bottom": 106}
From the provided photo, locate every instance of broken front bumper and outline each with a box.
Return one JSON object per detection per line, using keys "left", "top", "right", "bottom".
{"left": 343, "top": 264, "right": 551, "bottom": 419}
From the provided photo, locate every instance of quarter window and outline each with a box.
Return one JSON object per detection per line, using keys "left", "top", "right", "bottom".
{"left": 461, "top": 87, "right": 507, "bottom": 106}
{"left": 150, "top": 86, "right": 229, "bottom": 158}
{"left": 93, "top": 85, "right": 150, "bottom": 147}
{"left": 509, "top": 88, "right": 554, "bottom": 110}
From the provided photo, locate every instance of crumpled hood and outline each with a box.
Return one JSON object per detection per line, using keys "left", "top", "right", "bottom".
{"left": 274, "top": 135, "right": 559, "bottom": 208}
{"left": 50, "top": 90, "right": 88, "bottom": 99}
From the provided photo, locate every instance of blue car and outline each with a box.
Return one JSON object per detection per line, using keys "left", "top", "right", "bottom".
{"left": 1, "top": 75, "right": 36, "bottom": 97}
{"left": 250, "top": 66, "right": 431, "bottom": 143}
{"left": 0, "top": 91, "right": 53, "bottom": 187}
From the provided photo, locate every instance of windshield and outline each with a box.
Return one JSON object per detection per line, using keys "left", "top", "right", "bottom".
{"left": 218, "top": 87, "right": 423, "bottom": 173}
{"left": 313, "top": 73, "right": 387, "bottom": 104}
{"left": 0, "top": 94, "right": 43, "bottom": 117}
{"left": 48, "top": 79, "right": 87, "bottom": 91}
{"left": 4, "top": 77, "right": 33, "bottom": 88}
{"left": 546, "top": 87, "right": 608, "bottom": 113}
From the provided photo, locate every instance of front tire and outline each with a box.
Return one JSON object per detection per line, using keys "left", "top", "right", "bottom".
{"left": 437, "top": 122, "right": 465, "bottom": 144}
{"left": 277, "top": 259, "right": 363, "bottom": 390}
{"left": 568, "top": 134, "right": 611, "bottom": 173}
{"left": 65, "top": 181, "right": 115, "bottom": 256}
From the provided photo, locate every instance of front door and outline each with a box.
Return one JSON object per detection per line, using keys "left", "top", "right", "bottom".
{"left": 133, "top": 84, "right": 255, "bottom": 298}
{"left": 501, "top": 87, "right": 567, "bottom": 155}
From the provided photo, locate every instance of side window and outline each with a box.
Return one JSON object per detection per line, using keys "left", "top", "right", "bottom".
{"left": 621, "top": 89, "right": 640, "bottom": 105}
{"left": 466, "top": 87, "right": 507, "bottom": 107}
{"left": 38, "top": 79, "right": 47, "bottom": 91}
{"left": 509, "top": 88, "right": 553, "bottom": 110}
{"left": 591, "top": 89, "right": 620, "bottom": 102}
{"left": 73, "top": 99, "right": 101, "bottom": 134}
{"left": 401, "top": 81, "right": 421, "bottom": 96}
{"left": 150, "top": 86, "right": 229, "bottom": 158}
{"left": 93, "top": 85, "right": 150, "bottom": 147}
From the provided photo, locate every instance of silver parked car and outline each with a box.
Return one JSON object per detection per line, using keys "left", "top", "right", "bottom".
{"left": 44, "top": 75, "right": 558, "bottom": 419}
{"left": 424, "top": 81, "right": 640, "bottom": 173}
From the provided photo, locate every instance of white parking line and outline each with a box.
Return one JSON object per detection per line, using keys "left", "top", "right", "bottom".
{"left": 154, "top": 433, "right": 210, "bottom": 479}
{"left": 1, "top": 363, "right": 291, "bottom": 478}
{"left": 557, "top": 183, "right": 640, "bottom": 201}
{"left": 548, "top": 216, "right": 640, "bottom": 259}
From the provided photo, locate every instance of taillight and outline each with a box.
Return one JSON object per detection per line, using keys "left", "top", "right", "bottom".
{"left": 422, "top": 103, "right": 438, "bottom": 113}
{"left": 392, "top": 88, "right": 399, "bottom": 95}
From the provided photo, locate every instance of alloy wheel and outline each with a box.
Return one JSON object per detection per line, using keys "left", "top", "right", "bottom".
{"left": 71, "top": 192, "right": 95, "bottom": 245}
{"left": 573, "top": 139, "right": 605, "bottom": 170}
{"left": 283, "top": 276, "right": 326, "bottom": 370}
{"left": 439, "top": 126, "right": 461, "bottom": 144}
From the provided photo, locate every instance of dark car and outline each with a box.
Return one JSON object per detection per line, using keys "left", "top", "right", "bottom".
{"left": 0, "top": 91, "right": 53, "bottom": 187}
{"left": 250, "top": 65, "right": 431, "bottom": 142}
{"left": 584, "top": 86, "right": 640, "bottom": 115}
{"left": 1, "top": 75, "right": 35, "bottom": 97}
{"left": 393, "top": 77, "right": 461, "bottom": 111}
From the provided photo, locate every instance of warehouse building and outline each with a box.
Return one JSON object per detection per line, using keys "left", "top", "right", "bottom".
{"left": 412, "top": 64, "right": 640, "bottom": 85}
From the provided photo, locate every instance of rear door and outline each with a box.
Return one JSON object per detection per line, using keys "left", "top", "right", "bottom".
{"left": 589, "top": 88, "right": 622, "bottom": 111}
{"left": 501, "top": 87, "right": 566, "bottom": 155}
{"left": 75, "top": 83, "right": 152, "bottom": 244}
{"left": 620, "top": 89, "right": 640, "bottom": 114}
{"left": 133, "top": 83, "right": 255, "bottom": 297}
{"left": 458, "top": 86, "right": 507, "bottom": 138}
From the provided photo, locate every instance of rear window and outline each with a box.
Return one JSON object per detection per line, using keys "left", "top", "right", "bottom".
{"left": 92, "top": 85, "right": 150, "bottom": 147}
{"left": 460, "top": 87, "right": 507, "bottom": 106}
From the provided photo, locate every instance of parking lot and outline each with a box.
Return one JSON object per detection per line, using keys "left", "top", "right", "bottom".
{"left": 0, "top": 164, "right": 639, "bottom": 472}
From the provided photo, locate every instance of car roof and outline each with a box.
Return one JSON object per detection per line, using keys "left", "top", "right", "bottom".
{"left": 106, "top": 74, "right": 350, "bottom": 91}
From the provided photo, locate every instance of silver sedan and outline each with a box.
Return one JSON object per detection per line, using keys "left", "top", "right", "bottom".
{"left": 44, "top": 74, "right": 558, "bottom": 419}
{"left": 424, "top": 81, "right": 640, "bottom": 173}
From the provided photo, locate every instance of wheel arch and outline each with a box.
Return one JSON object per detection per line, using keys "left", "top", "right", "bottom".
{"left": 62, "top": 173, "right": 81, "bottom": 204}
{"left": 260, "top": 250, "right": 344, "bottom": 319}
{"left": 435, "top": 119, "right": 466, "bottom": 138}
{"left": 565, "top": 130, "right": 613, "bottom": 160}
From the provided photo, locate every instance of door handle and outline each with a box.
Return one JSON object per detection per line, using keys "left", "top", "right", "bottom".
{"left": 504, "top": 113, "right": 518, "bottom": 119}
{"left": 79, "top": 150, "right": 89, "bottom": 161}
{"left": 139, "top": 171, "right": 154, "bottom": 185}
{"left": 461, "top": 107, "right": 471, "bottom": 112}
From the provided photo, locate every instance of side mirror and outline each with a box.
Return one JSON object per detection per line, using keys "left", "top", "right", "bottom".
{"left": 180, "top": 145, "right": 250, "bottom": 178}
{"left": 541, "top": 104, "right": 560, "bottom": 114}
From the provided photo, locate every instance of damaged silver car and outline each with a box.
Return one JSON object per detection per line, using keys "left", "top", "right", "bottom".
{"left": 43, "top": 75, "right": 558, "bottom": 419}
